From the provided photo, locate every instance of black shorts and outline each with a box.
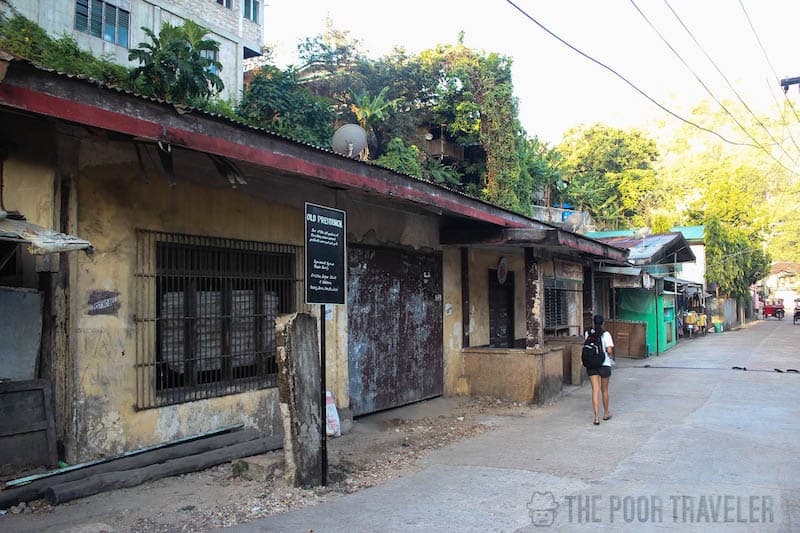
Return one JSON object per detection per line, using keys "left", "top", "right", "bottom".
{"left": 587, "top": 366, "right": 611, "bottom": 378}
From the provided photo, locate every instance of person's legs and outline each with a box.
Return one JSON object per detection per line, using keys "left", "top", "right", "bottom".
{"left": 589, "top": 374, "right": 601, "bottom": 424}
{"left": 601, "top": 374, "right": 611, "bottom": 419}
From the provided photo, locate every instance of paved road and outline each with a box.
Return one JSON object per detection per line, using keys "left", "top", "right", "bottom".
{"left": 231, "top": 319, "right": 800, "bottom": 532}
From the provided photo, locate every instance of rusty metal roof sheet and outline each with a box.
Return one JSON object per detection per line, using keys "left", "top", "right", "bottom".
{"left": 596, "top": 232, "right": 695, "bottom": 265}
{"left": 0, "top": 216, "right": 91, "bottom": 254}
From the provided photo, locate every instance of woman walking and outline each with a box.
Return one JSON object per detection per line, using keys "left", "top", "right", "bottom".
{"left": 585, "top": 314, "right": 615, "bottom": 425}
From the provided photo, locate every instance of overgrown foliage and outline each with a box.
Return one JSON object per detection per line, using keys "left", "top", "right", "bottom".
{"left": 0, "top": 13, "right": 129, "bottom": 86}
{"left": 128, "top": 20, "right": 223, "bottom": 101}
{"left": 238, "top": 66, "right": 335, "bottom": 146}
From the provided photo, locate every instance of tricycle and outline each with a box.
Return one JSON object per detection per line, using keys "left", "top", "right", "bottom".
{"left": 763, "top": 298, "right": 785, "bottom": 320}
{"left": 793, "top": 299, "right": 800, "bottom": 325}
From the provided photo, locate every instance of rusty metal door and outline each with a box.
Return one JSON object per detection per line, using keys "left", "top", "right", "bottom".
{"left": 488, "top": 270, "right": 515, "bottom": 347}
{"left": 347, "top": 245, "right": 443, "bottom": 416}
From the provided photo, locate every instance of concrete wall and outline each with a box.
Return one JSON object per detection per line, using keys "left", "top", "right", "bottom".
{"left": 69, "top": 140, "right": 298, "bottom": 460}
{"left": 467, "top": 249, "right": 526, "bottom": 346}
{"left": 462, "top": 345, "right": 563, "bottom": 404}
{"left": 679, "top": 244, "right": 706, "bottom": 288}
{"left": 5, "top": 0, "right": 264, "bottom": 100}
{"left": 442, "top": 248, "right": 466, "bottom": 397}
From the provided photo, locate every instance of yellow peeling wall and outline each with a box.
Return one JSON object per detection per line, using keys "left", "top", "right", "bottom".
{"left": 68, "top": 137, "right": 443, "bottom": 459}
{"left": 442, "top": 248, "right": 465, "bottom": 395}
{"left": 72, "top": 140, "right": 305, "bottom": 460}
{"left": 467, "top": 249, "right": 527, "bottom": 346}
{"left": 2, "top": 145, "right": 57, "bottom": 288}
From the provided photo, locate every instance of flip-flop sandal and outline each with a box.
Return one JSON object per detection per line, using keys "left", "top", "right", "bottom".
{"left": 593, "top": 420, "right": 600, "bottom": 426}
{"left": 603, "top": 415, "right": 612, "bottom": 421}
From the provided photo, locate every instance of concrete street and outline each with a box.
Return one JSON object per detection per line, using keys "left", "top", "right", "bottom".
{"left": 230, "top": 319, "right": 800, "bottom": 532}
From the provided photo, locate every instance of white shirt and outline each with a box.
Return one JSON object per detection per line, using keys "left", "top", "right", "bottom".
{"left": 585, "top": 330, "right": 615, "bottom": 367}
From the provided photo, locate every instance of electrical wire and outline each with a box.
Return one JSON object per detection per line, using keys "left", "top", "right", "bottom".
{"left": 765, "top": 77, "right": 800, "bottom": 157}
{"left": 738, "top": 0, "right": 800, "bottom": 124}
{"left": 663, "top": 0, "right": 800, "bottom": 166}
{"left": 630, "top": 0, "right": 797, "bottom": 164}
{"left": 503, "top": 0, "right": 763, "bottom": 151}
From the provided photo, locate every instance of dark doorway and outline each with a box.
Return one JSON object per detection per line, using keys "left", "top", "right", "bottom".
{"left": 488, "top": 269, "right": 515, "bottom": 348}
{"left": 583, "top": 266, "right": 593, "bottom": 331}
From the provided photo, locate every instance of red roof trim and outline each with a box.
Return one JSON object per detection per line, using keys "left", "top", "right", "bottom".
{"left": 0, "top": 82, "right": 528, "bottom": 229}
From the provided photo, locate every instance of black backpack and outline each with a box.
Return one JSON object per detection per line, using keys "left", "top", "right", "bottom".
{"left": 582, "top": 329, "right": 605, "bottom": 369}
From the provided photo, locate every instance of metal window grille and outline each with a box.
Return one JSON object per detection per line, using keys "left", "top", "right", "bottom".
{"left": 544, "top": 278, "right": 567, "bottom": 328}
{"left": 134, "top": 230, "right": 303, "bottom": 409}
{"left": 74, "top": 0, "right": 130, "bottom": 47}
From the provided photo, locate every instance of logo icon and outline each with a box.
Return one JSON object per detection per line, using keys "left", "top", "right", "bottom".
{"left": 528, "top": 491, "right": 559, "bottom": 527}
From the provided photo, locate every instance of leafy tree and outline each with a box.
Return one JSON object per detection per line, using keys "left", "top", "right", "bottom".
{"left": 419, "top": 43, "right": 524, "bottom": 210}
{"left": 374, "top": 138, "right": 423, "bottom": 177}
{"left": 238, "top": 66, "right": 334, "bottom": 147}
{"left": 129, "top": 20, "right": 223, "bottom": 102}
{"left": 558, "top": 124, "right": 659, "bottom": 229}
{"left": 519, "top": 136, "right": 565, "bottom": 208}
{"left": 705, "top": 217, "right": 770, "bottom": 299}
{"left": 297, "top": 18, "right": 364, "bottom": 73}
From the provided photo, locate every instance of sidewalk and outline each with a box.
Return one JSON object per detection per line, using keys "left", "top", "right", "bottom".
{"left": 229, "top": 319, "right": 800, "bottom": 531}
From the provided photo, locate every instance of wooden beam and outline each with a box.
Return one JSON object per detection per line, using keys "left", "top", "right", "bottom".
{"left": 441, "top": 228, "right": 550, "bottom": 245}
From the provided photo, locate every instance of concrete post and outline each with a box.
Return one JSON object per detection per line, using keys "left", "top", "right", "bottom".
{"left": 524, "top": 248, "right": 544, "bottom": 349}
{"left": 276, "top": 313, "right": 322, "bottom": 488}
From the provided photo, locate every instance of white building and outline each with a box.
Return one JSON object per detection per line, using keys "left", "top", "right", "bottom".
{"left": 4, "top": 0, "right": 263, "bottom": 100}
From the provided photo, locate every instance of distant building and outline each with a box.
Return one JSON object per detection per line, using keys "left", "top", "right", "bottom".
{"left": 3, "top": 0, "right": 264, "bottom": 100}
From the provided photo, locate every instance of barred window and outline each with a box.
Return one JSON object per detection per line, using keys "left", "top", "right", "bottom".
{"left": 216, "top": 0, "right": 232, "bottom": 8}
{"left": 135, "top": 231, "right": 302, "bottom": 409}
{"left": 75, "top": 0, "right": 130, "bottom": 47}
{"left": 544, "top": 278, "right": 567, "bottom": 328}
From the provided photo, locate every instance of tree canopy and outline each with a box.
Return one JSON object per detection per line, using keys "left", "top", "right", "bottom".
{"left": 557, "top": 124, "right": 659, "bottom": 229}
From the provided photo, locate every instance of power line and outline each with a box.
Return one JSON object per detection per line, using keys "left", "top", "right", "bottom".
{"left": 663, "top": 0, "right": 800, "bottom": 166}
{"left": 506, "top": 0, "right": 796, "bottom": 178}
{"left": 629, "top": 0, "right": 798, "bottom": 172}
{"left": 738, "top": 0, "right": 800, "bottom": 125}
{"left": 503, "top": 0, "right": 763, "bottom": 151}
{"left": 764, "top": 77, "right": 800, "bottom": 157}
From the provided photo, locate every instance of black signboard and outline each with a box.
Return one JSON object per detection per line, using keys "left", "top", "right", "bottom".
{"left": 305, "top": 203, "right": 347, "bottom": 305}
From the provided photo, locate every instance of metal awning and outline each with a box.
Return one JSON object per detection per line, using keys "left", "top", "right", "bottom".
{"left": 0, "top": 216, "right": 91, "bottom": 254}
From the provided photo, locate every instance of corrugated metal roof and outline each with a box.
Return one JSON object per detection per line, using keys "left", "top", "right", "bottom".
{"left": 595, "top": 232, "right": 695, "bottom": 265}
{"left": 0, "top": 217, "right": 91, "bottom": 254}
{"left": 671, "top": 225, "right": 704, "bottom": 242}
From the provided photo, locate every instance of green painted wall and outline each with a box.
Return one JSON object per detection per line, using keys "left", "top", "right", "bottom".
{"left": 616, "top": 288, "right": 677, "bottom": 355}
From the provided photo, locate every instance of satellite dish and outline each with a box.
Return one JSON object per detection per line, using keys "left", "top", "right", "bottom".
{"left": 331, "top": 124, "right": 368, "bottom": 159}
{"left": 562, "top": 212, "right": 584, "bottom": 232}
{"left": 634, "top": 226, "right": 652, "bottom": 240}
{"left": 424, "top": 132, "right": 434, "bottom": 141}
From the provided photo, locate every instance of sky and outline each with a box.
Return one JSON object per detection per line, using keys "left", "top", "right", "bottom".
{"left": 264, "top": 1, "right": 800, "bottom": 146}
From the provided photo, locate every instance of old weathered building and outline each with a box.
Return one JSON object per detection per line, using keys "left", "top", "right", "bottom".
{"left": 0, "top": 55, "right": 627, "bottom": 468}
